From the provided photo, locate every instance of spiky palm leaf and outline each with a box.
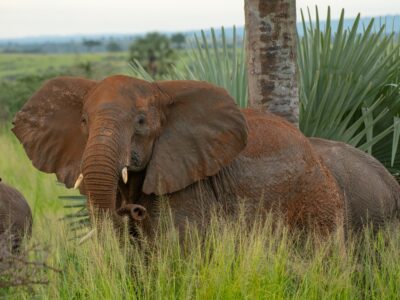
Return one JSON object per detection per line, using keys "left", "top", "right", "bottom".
{"left": 298, "top": 7, "right": 400, "bottom": 173}
{"left": 59, "top": 195, "right": 90, "bottom": 235}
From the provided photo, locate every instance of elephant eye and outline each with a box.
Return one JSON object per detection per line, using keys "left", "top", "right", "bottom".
{"left": 137, "top": 115, "right": 146, "bottom": 126}
{"left": 81, "top": 115, "right": 87, "bottom": 126}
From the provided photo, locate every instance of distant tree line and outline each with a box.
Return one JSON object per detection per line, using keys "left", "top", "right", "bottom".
{"left": 0, "top": 33, "right": 188, "bottom": 55}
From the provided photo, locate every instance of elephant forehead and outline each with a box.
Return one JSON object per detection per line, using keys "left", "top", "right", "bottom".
{"left": 84, "top": 90, "right": 135, "bottom": 113}
{"left": 84, "top": 76, "right": 156, "bottom": 110}
{"left": 85, "top": 86, "right": 121, "bottom": 104}
{"left": 134, "top": 97, "right": 150, "bottom": 109}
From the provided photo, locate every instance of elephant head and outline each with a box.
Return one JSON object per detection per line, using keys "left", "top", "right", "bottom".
{"left": 12, "top": 75, "right": 247, "bottom": 218}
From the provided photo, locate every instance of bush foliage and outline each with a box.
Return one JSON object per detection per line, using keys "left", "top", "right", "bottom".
{"left": 129, "top": 32, "right": 176, "bottom": 78}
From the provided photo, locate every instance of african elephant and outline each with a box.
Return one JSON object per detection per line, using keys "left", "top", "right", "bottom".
{"left": 0, "top": 178, "right": 32, "bottom": 251}
{"left": 12, "top": 75, "right": 344, "bottom": 237}
{"left": 310, "top": 138, "right": 400, "bottom": 232}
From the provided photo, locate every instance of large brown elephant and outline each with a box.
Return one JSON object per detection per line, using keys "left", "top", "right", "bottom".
{"left": 12, "top": 75, "right": 344, "bottom": 237}
{"left": 310, "top": 138, "right": 400, "bottom": 232}
{"left": 0, "top": 178, "right": 32, "bottom": 251}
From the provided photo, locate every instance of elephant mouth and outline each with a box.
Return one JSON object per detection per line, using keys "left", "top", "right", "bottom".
{"left": 116, "top": 170, "right": 146, "bottom": 216}
{"left": 128, "top": 151, "right": 148, "bottom": 172}
{"left": 130, "top": 152, "right": 141, "bottom": 169}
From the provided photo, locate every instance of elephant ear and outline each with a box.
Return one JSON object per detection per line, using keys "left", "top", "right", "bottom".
{"left": 12, "top": 77, "right": 97, "bottom": 188}
{"left": 143, "top": 80, "right": 248, "bottom": 195}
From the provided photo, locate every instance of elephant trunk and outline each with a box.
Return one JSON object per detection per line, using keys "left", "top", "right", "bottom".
{"left": 82, "top": 119, "right": 128, "bottom": 213}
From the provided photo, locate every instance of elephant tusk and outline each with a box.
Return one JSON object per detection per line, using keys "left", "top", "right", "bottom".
{"left": 74, "top": 173, "right": 84, "bottom": 189}
{"left": 78, "top": 229, "right": 96, "bottom": 245}
{"left": 122, "top": 167, "right": 128, "bottom": 184}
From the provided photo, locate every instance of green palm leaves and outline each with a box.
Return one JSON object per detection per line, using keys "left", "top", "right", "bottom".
{"left": 298, "top": 8, "right": 400, "bottom": 173}
{"left": 177, "top": 27, "right": 248, "bottom": 108}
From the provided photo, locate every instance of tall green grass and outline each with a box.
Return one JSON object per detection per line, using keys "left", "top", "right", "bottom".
{"left": 1, "top": 129, "right": 400, "bottom": 299}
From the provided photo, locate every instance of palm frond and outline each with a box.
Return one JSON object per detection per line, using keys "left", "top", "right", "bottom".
{"left": 298, "top": 7, "right": 400, "bottom": 171}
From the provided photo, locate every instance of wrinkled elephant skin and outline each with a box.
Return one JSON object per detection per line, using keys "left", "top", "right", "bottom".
{"left": 13, "top": 75, "right": 344, "bottom": 237}
{"left": 310, "top": 138, "right": 400, "bottom": 232}
{"left": 0, "top": 178, "right": 32, "bottom": 251}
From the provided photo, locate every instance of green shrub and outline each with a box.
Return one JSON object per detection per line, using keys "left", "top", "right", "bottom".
{"left": 129, "top": 32, "right": 176, "bottom": 78}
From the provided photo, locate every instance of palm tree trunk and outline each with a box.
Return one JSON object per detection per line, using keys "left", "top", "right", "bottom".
{"left": 245, "top": 0, "right": 299, "bottom": 126}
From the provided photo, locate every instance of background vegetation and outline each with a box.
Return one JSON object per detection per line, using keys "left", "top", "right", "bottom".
{"left": 1, "top": 8, "right": 400, "bottom": 299}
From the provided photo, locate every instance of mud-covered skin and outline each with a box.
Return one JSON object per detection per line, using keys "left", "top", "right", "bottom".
{"left": 13, "top": 75, "right": 344, "bottom": 238}
{"left": 121, "top": 110, "right": 344, "bottom": 237}
{"left": 0, "top": 179, "right": 32, "bottom": 251}
{"left": 310, "top": 138, "right": 400, "bottom": 232}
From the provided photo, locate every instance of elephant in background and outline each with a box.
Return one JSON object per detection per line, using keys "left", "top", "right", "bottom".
{"left": 0, "top": 178, "right": 32, "bottom": 251}
{"left": 12, "top": 75, "right": 344, "bottom": 238}
{"left": 310, "top": 138, "right": 400, "bottom": 232}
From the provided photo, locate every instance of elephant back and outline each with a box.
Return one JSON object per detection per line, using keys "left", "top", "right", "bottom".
{"left": 234, "top": 110, "right": 344, "bottom": 233}
{"left": 0, "top": 179, "right": 32, "bottom": 251}
{"left": 310, "top": 137, "right": 400, "bottom": 231}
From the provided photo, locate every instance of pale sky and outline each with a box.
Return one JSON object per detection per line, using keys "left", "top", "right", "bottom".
{"left": 1, "top": 0, "right": 399, "bottom": 39}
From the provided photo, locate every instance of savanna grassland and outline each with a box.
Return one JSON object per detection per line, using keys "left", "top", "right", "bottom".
{"left": 0, "top": 50, "right": 400, "bottom": 299}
